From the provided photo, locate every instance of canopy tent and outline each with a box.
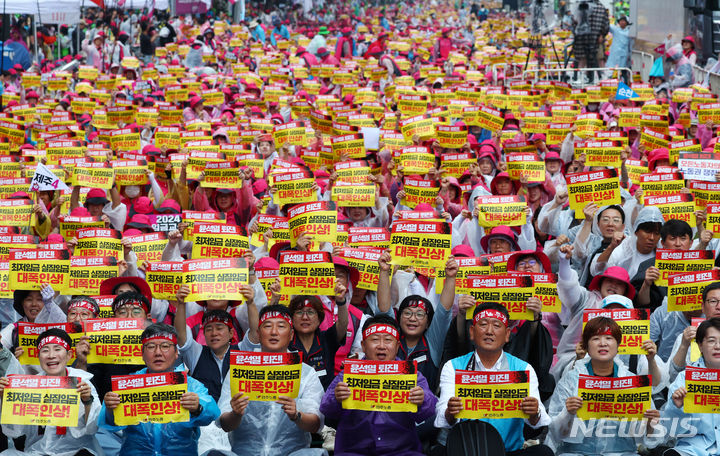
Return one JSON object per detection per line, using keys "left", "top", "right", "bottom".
{"left": 104, "top": 0, "right": 170, "bottom": 10}
{"left": 0, "top": 0, "right": 82, "bottom": 24}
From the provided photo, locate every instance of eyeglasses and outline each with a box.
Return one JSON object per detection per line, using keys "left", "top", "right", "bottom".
{"left": 706, "top": 299, "right": 720, "bottom": 307}
{"left": 294, "top": 309, "right": 318, "bottom": 318}
{"left": 600, "top": 216, "right": 623, "bottom": 224}
{"left": 143, "top": 343, "right": 174, "bottom": 353}
{"left": 115, "top": 306, "right": 145, "bottom": 318}
{"left": 401, "top": 309, "right": 427, "bottom": 319}
{"left": 702, "top": 338, "right": 720, "bottom": 348}
{"left": 517, "top": 259, "right": 537, "bottom": 269}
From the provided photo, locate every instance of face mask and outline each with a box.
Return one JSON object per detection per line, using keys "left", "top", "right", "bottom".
{"left": 125, "top": 186, "right": 141, "bottom": 199}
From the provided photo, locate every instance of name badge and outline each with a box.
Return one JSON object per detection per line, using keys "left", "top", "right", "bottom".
{"left": 414, "top": 355, "right": 427, "bottom": 363}
{"left": 316, "top": 369, "right": 327, "bottom": 377}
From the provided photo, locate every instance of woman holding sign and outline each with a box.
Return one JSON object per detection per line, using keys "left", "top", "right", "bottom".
{"left": 0, "top": 328, "right": 103, "bottom": 456}
{"left": 665, "top": 318, "right": 720, "bottom": 456}
{"left": 320, "top": 315, "right": 438, "bottom": 456}
{"left": 547, "top": 317, "right": 663, "bottom": 456}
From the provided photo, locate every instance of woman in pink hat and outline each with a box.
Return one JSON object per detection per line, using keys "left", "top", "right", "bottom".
{"left": 551, "top": 239, "right": 638, "bottom": 381}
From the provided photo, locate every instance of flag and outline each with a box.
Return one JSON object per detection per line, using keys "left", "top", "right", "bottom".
{"left": 616, "top": 82, "right": 639, "bottom": 100}
{"left": 29, "top": 163, "right": 69, "bottom": 192}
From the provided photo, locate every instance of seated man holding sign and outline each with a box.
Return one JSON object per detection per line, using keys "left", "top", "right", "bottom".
{"left": 98, "top": 323, "right": 220, "bottom": 456}
{"left": 435, "top": 303, "right": 552, "bottom": 456}
{"left": 547, "top": 316, "right": 663, "bottom": 455}
{"left": 0, "top": 328, "right": 103, "bottom": 456}
{"left": 666, "top": 317, "right": 720, "bottom": 456}
{"left": 319, "top": 315, "right": 438, "bottom": 456}
{"left": 214, "top": 304, "right": 326, "bottom": 456}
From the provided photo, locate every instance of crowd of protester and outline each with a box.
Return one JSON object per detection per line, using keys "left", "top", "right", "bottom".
{"left": 0, "top": 1, "right": 720, "bottom": 455}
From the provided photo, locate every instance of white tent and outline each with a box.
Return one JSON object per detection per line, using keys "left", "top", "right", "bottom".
{"left": 1, "top": 0, "right": 82, "bottom": 24}
{"left": 105, "top": 0, "right": 170, "bottom": 10}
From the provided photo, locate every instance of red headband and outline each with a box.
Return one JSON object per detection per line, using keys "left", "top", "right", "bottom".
{"left": 473, "top": 309, "right": 509, "bottom": 327}
{"left": 598, "top": 326, "right": 614, "bottom": 336}
{"left": 407, "top": 299, "right": 427, "bottom": 312}
{"left": 259, "top": 311, "right": 293, "bottom": 327}
{"left": 68, "top": 300, "right": 97, "bottom": 314}
{"left": 37, "top": 335, "right": 70, "bottom": 351}
{"left": 141, "top": 333, "right": 177, "bottom": 346}
{"left": 362, "top": 324, "right": 399, "bottom": 340}
{"left": 204, "top": 314, "right": 233, "bottom": 330}
{"left": 301, "top": 299, "right": 314, "bottom": 308}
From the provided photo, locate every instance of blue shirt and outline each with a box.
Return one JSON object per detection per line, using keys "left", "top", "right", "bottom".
{"left": 99, "top": 364, "right": 220, "bottom": 456}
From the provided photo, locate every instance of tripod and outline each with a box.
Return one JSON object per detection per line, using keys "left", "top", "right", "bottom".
{"left": 522, "top": 33, "right": 564, "bottom": 81}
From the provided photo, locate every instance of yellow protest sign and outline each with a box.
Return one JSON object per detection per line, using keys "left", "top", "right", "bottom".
{"left": 59, "top": 215, "right": 104, "bottom": 240}
{"left": 583, "top": 308, "right": 650, "bottom": 354}
{"left": 113, "top": 160, "right": 148, "bottom": 186}
{"left": 126, "top": 232, "right": 168, "bottom": 264}
{"left": 279, "top": 251, "right": 335, "bottom": 296}
{"left": 668, "top": 270, "right": 720, "bottom": 311}
{"left": 112, "top": 371, "right": 189, "bottom": 425}
{"left": 182, "top": 258, "right": 249, "bottom": 302}
{"left": 654, "top": 249, "right": 715, "bottom": 287}
{"left": 0, "top": 198, "right": 33, "bottom": 226}
{"left": 347, "top": 227, "right": 391, "bottom": 248}
{"left": 436, "top": 125, "right": 468, "bottom": 149}
{"left": 191, "top": 223, "right": 250, "bottom": 259}
{"left": 463, "top": 275, "right": 534, "bottom": 320}
{"left": 250, "top": 214, "right": 290, "bottom": 248}
{"left": 182, "top": 211, "right": 226, "bottom": 242}
{"left": 689, "top": 181, "right": 720, "bottom": 209}
{"left": 640, "top": 172, "right": 685, "bottom": 199}
{"left": 334, "top": 160, "right": 371, "bottom": 184}
{"left": 399, "top": 146, "right": 434, "bottom": 175}
{"left": 707, "top": 203, "right": 720, "bottom": 238}
{"left": 272, "top": 169, "right": 315, "bottom": 205}
{"left": 400, "top": 115, "right": 435, "bottom": 141}
{"left": 639, "top": 127, "right": 670, "bottom": 151}
{"left": 72, "top": 162, "right": 115, "bottom": 189}
{"left": 229, "top": 351, "right": 302, "bottom": 401}
{"left": 390, "top": 220, "right": 451, "bottom": 269}
{"left": 698, "top": 102, "right": 720, "bottom": 124}
{"left": 66, "top": 256, "right": 118, "bottom": 295}
{"left": 145, "top": 261, "right": 184, "bottom": 300}
{"left": 644, "top": 194, "right": 696, "bottom": 227}
{"left": 685, "top": 366, "right": 720, "bottom": 413}
{"left": 402, "top": 177, "right": 439, "bottom": 209}
{"left": 506, "top": 153, "right": 545, "bottom": 183}
{"left": 76, "top": 228, "right": 123, "bottom": 260}
{"left": 1, "top": 376, "right": 80, "bottom": 427}
{"left": 566, "top": 169, "right": 621, "bottom": 218}
{"left": 476, "top": 195, "right": 527, "bottom": 228}
{"left": 9, "top": 249, "right": 70, "bottom": 292}
{"left": 200, "top": 161, "right": 242, "bottom": 188}
{"left": 273, "top": 121, "right": 309, "bottom": 148}
{"left": 332, "top": 182, "right": 376, "bottom": 207}
{"left": 83, "top": 318, "right": 144, "bottom": 364}
{"left": 342, "top": 360, "right": 417, "bottom": 413}
{"left": 436, "top": 256, "right": 490, "bottom": 295}
{"left": 339, "top": 247, "right": 384, "bottom": 290}
{"left": 576, "top": 140, "right": 624, "bottom": 168}
{"left": 577, "top": 375, "right": 652, "bottom": 420}
{"left": 508, "top": 271, "right": 561, "bottom": 314}
{"left": 17, "top": 322, "right": 82, "bottom": 366}
{"left": 625, "top": 159, "right": 649, "bottom": 186}
{"left": 331, "top": 133, "right": 365, "bottom": 159}
{"left": 455, "top": 370, "right": 530, "bottom": 419}
{"left": 287, "top": 201, "right": 337, "bottom": 245}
